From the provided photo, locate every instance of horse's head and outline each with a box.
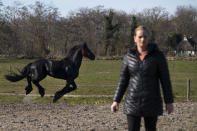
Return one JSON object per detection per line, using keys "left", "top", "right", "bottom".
{"left": 81, "top": 43, "right": 95, "bottom": 60}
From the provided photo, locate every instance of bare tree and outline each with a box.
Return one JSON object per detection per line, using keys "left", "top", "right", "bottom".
{"left": 173, "top": 5, "right": 197, "bottom": 38}
{"left": 0, "top": 1, "right": 197, "bottom": 58}
{"left": 135, "top": 7, "right": 177, "bottom": 53}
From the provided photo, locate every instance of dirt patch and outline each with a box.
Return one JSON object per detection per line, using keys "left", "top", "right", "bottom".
{"left": 0, "top": 102, "right": 196, "bottom": 131}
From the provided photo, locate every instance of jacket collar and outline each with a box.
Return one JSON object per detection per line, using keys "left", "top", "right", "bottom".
{"left": 129, "top": 43, "right": 159, "bottom": 55}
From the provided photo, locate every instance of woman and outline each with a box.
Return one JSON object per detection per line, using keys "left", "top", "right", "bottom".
{"left": 111, "top": 25, "right": 174, "bottom": 131}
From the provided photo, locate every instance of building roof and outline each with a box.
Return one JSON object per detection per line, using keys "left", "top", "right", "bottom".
{"left": 177, "top": 37, "right": 195, "bottom": 50}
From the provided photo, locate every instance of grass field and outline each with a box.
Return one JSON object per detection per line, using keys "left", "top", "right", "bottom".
{"left": 0, "top": 58, "right": 197, "bottom": 103}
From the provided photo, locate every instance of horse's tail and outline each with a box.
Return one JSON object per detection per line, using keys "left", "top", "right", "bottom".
{"left": 5, "top": 63, "right": 32, "bottom": 82}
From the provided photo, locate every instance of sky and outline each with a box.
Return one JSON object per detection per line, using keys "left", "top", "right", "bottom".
{"left": 1, "top": 0, "right": 197, "bottom": 17}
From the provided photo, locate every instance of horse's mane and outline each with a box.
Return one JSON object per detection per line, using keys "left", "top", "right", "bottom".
{"left": 66, "top": 44, "right": 82, "bottom": 59}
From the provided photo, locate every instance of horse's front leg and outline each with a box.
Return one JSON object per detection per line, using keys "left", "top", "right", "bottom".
{"left": 53, "top": 80, "right": 77, "bottom": 103}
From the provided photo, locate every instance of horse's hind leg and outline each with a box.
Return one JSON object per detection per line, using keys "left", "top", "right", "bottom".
{"left": 31, "top": 67, "right": 46, "bottom": 97}
{"left": 25, "top": 76, "right": 33, "bottom": 95}
{"left": 53, "top": 80, "right": 77, "bottom": 103}
{"left": 32, "top": 81, "right": 45, "bottom": 97}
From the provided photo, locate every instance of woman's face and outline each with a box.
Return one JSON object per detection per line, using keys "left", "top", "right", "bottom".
{"left": 134, "top": 29, "right": 149, "bottom": 49}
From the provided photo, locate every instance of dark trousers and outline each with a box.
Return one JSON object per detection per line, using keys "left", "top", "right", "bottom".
{"left": 127, "top": 115, "right": 158, "bottom": 131}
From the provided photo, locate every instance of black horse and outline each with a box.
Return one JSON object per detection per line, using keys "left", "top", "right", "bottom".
{"left": 5, "top": 43, "right": 95, "bottom": 102}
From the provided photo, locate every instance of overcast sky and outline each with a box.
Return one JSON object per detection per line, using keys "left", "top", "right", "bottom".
{"left": 1, "top": 0, "right": 197, "bottom": 17}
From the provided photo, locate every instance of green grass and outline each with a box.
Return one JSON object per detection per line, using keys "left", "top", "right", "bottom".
{"left": 0, "top": 95, "right": 24, "bottom": 102}
{"left": 0, "top": 59, "right": 120, "bottom": 95}
{"left": 168, "top": 61, "right": 197, "bottom": 97}
{"left": 0, "top": 58, "right": 197, "bottom": 103}
{"left": 32, "top": 96, "right": 113, "bottom": 104}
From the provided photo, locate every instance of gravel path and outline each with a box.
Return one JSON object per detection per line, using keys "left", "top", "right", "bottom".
{"left": 0, "top": 102, "right": 196, "bottom": 131}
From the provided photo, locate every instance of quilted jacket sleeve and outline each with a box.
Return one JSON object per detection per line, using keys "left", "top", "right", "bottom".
{"left": 113, "top": 55, "right": 130, "bottom": 103}
{"left": 158, "top": 52, "right": 174, "bottom": 104}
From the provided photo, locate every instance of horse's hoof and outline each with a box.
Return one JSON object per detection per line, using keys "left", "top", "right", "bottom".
{"left": 40, "top": 92, "right": 45, "bottom": 97}
{"left": 39, "top": 88, "right": 45, "bottom": 97}
{"left": 53, "top": 96, "right": 59, "bottom": 103}
{"left": 53, "top": 98, "right": 57, "bottom": 103}
{"left": 53, "top": 92, "right": 62, "bottom": 103}
{"left": 40, "top": 93, "right": 45, "bottom": 97}
{"left": 25, "top": 87, "right": 33, "bottom": 95}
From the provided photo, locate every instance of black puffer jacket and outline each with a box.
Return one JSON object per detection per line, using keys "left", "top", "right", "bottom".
{"left": 113, "top": 43, "right": 174, "bottom": 116}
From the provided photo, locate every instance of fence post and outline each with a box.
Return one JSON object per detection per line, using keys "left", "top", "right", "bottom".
{"left": 187, "top": 79, "right": 191, "bottom": 101}
{"left": 9, "top": 65, "right": 12, "bottom": 73}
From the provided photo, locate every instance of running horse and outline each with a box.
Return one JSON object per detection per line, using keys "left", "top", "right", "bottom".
{"left": 5, "top": 43, "right": 95, "bottom": 102}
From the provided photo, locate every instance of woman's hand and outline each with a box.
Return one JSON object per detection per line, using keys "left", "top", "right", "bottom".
{"left": 111, "top": 101, "right": 119, "bottom": 112}
{"left": 166, "top": 103, "right": 174, "bottom": 114}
